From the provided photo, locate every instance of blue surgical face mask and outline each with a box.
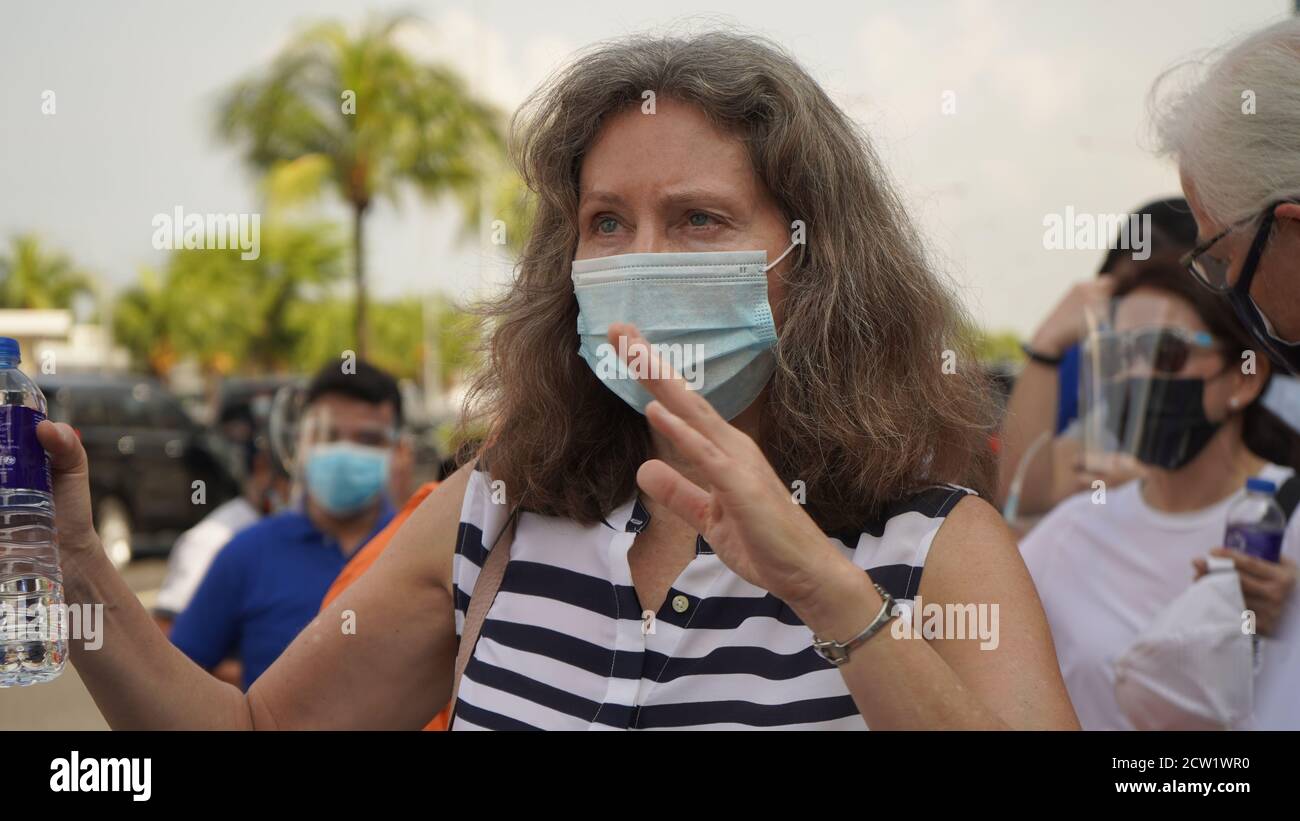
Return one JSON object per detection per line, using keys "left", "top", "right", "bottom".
{"left": 303, "top": 442, "right": 390, "bottom": 516}
{"left": 571, "top": 245, "right": 794, "bottom": 420}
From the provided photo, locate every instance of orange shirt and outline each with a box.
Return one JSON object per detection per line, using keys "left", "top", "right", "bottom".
{"left": 321, "top": 482, "right": 451, "bottom": 731}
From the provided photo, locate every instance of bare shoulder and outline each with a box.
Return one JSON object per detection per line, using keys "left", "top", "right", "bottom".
{"left": 935, "top": 492, "right": 1013, "bottom": 543}
{"left": 917, "top": 490, "right": 1080, "bottom": 729}
{"left": 923, "top": 493, "right": 1029, "bottom": 594}
{"left": 379, "top": 459, "right": 477, "bottom": 596}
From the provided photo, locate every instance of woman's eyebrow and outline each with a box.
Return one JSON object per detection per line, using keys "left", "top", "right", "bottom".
{"left": 578, "top": 189, "right": 627, "bottom": 209}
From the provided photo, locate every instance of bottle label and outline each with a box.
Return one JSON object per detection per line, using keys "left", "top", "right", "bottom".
{"left": 0, "top": 406, "right": 52, "bottom": 494}
{"left": 1225, "top": 524, "right": 1283, "bottom": 563}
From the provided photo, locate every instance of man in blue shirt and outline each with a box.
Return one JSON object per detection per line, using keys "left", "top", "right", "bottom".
{"left": 171, "top": 359, "right": 405, "bottom": 690}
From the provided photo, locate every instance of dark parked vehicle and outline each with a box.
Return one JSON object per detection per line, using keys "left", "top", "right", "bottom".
{"left": 37, "top": 374, "right": 238, "bottom": 567}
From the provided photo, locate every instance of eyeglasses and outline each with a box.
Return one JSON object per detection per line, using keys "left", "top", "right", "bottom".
{"left": 1091, "top": 327, "right": 1222, "bottom": 375}
{"left": 1181, "top": 199, "right": 1297, "bottom": 293}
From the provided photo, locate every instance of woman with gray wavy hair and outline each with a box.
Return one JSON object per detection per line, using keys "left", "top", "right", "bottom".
{"left": 38, "top": 30, "right": 1078, "bottom": 730}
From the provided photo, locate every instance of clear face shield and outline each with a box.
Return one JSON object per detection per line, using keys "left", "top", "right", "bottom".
{"left": 1002, "top": 290, "right": 1115, "bottom": 532}
{"left": 1002, "top": 291, "right": 1229, "bottom": 533}
{"left": 269, "top": 383, "right": 399, "bottom": 516}
{"left": 218, "top": 390, "right": 279, "bottom": 512}
{"left": 1078, "top": 292, "right": 1226, "bottom": 478}
{"left": 269, "top": 382, "right": 308, "bottom": 500}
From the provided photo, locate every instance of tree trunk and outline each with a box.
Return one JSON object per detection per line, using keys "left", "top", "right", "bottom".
{"left": 352, "top": 202, "right": 369, "bottom": 357}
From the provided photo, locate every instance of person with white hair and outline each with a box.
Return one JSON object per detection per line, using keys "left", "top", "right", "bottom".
{"left": 1153, "top": 17, "right": 1300, "bottom": 375}
{"left": 1151, "top": 16, "right": 1300, "bottom": 728}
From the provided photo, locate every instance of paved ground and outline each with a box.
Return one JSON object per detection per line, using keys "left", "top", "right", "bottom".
{"left": 0, "top": 558, "right": 167, "bottom": 730}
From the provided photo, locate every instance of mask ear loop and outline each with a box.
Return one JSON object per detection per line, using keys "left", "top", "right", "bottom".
{"left": 764, "top": 239, "right": 803, "bottom": 273}
{"left": 1231, "top": 207, "right": 1300, "bottom": 352}
{"left": 1002, "top": 430, "right": 1051, "bottom": 528}
{"left": 1233, "top": 207, "right": 1277, "bottom": 303}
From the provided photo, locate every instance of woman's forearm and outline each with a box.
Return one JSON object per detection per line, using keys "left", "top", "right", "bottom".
{"left": 63, "top": 545, "right": 254, "bottom": 730}
{"left": 995, "top": 358, "right": 1059, "bottom": 512}
{"left": 795, "top": 564, "right": 1011, "bottom": 730}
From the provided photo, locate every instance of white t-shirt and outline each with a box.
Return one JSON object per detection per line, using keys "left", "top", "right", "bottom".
{"left": 1255, "top": 511, "right": 1300, "bottom": 729}
{"left": 154, "top": 496, "right": 261, "bottom": 618}
{"left": 1020, "top": 464, "right": 1297, "bottom": 730}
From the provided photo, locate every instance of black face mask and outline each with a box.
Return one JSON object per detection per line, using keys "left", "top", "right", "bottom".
{"left": 1225, "top": 205, "right": 1300, "bottom": 375}
{"left": 1103, "top": 376, "right": 1222, "bottom": 471}
{"left": 1227, "top": 287, "right": 1300, "bottom": 376}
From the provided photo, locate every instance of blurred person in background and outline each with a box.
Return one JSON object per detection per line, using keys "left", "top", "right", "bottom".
{"left": 997, "top": 199, "right": 1198, "bottom": 524}
{"left": 153, "top": 403, "right": 290, "bottom": 686}
{"left": 1019, "top": 258, "right": 1300, "bottom": 729}
{"left": 38, "top": 30, "right": 1077, "bottom": 730}
{"left": 1150, "top": 13, "right": 1300, "bottom": 732}
{"left": 167, "top": 359, "right": 405, "bottom": 690}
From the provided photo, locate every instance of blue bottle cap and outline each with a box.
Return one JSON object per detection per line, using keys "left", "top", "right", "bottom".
{"left": 1246, "top": 477, "right": 1277, "bottom": 494}
{"left": 0, "top": 337, "right": 19, "bottom": 365}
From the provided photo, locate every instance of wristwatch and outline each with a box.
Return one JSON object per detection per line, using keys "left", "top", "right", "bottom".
{"left": 811, "top": 583, "right": 896, "bottom": 666}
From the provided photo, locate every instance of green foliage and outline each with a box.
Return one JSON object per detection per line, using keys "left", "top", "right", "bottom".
{"left": 216, "top": 14, "right": 505, "bottom": 211}
{"left": 286, "top": 294, "right": 482, "bottom": 383}
{"left": 112, "top": 221, "right": 347, "bottom": 375}
{"left": 0, "top": 233, "right": 94, "bottom": 310}
{"left": 215, "top": 13, "right": 514, "bottom": 349}
{"left": 454, "top": 153, "right": 537, "bottom": 254}
{"left": 425, "top": 294, "right": 483, "bottom": 384}
{"left": 974, "top": 329, "right": 1027, "bottom": 364}
{"left": 113, "top": 222, "right": 483, "bottom": 384}
{"left": 112, "top": 267, "right": 179, "bottom": 374}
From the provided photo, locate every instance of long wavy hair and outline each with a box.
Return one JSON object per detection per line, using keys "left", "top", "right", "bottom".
{"left": 459, "top": 30, "right": 995, "bottom": 530}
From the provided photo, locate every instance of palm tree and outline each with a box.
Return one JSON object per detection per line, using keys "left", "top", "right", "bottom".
{"left": 215, "top": 14, "right": 506, "bottom": 355}
{"left": 112, "top": 267, "right": 178, "bottom": 376}
{"left": 0, "top": 233, "right": 94, "bottom": 310}
{"left": 113, "top": 221, "right": 347, "bottom": 376}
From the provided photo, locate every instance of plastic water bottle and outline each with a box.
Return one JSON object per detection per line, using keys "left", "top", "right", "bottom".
{"left": 0, "top": 337, "right": 66, "bottom": 686}
{"left": 1224, "top": 477, "right": 1286, "bottom": 563}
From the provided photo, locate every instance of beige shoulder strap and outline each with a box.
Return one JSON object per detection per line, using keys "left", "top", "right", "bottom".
{"left": 450, "top": 508, "right": 516, "bottom": 716}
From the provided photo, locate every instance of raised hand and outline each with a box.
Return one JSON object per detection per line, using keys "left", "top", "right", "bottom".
{"left": 609, "top": 322, "right": 855, "bottom": 612}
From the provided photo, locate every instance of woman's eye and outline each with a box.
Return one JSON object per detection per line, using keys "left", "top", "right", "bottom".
{"left": 596, "top": 217, "right": 619, "bottom": 234}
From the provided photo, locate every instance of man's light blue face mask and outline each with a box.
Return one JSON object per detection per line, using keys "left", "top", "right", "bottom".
{"left": 303, "top": 441, "right": 390, "bottom": 516}
{"left": 571, "top": 243, "right": 795, "bottom": 420}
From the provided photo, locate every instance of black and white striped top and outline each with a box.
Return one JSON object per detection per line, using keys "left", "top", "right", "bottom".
{"left": 451, "top": 468, "right": 970, "bottom": 730}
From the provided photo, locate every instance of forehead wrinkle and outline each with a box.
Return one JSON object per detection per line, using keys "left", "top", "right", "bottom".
{"left": 579, "top": 183, "right": 748, "bottom": 212}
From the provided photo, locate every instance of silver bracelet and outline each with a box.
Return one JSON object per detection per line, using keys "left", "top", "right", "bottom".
{"left": 811, "top": 583, "right": 896, "bottom": 666}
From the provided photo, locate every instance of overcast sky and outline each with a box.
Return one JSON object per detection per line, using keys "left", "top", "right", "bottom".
{"left": 2, "top": 0, "right": 1294, "bottom": 336}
